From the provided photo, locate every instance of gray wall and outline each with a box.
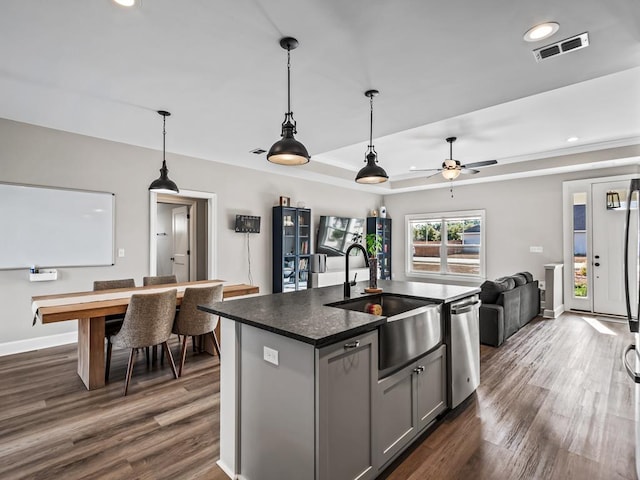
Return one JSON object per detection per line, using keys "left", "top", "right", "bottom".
{"left": 0, "top": 118, "right": 379, "bottom": 346}
{"left": 383, "top": 166, "right": 639, "bottom": 285}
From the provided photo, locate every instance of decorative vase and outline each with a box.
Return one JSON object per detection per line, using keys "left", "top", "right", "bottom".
{"left": 368, "top": 257, "right": 378, "bottom": 289}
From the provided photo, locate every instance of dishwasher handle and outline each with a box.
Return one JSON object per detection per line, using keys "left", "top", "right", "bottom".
{"left": 451, "top": 299, "right": 481, "bottom": 315}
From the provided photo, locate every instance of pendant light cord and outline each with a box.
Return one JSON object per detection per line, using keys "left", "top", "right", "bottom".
{"left": 369, "top": 94, "right": 374, "bottom": 151}
{"left": 287, "top": 48, "right": 291, "bottom": 116}
{"left": 162, "top": 114, "right": 167, "bottom": 163}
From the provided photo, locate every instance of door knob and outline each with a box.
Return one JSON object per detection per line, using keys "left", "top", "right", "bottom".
{"left": 594, "top": 262, "right": 600, "bottom": 267}
{"left": 594, "top": 255, "right": 600, "bottom": 259}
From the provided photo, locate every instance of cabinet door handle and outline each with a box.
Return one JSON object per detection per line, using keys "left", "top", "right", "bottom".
{"left": 344, "top": 341, "right": 360, "bottom": 349}
{"left": 413, "top": 366, "right": 425, "bottom": 374}
{"left": 418, "top": 365, "right": 425, "bottom": 372}
{"left": 413, "top": 367, "right": 421, "bottom": 374}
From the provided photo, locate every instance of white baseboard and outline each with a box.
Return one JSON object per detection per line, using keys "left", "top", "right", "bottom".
{"left": 543, "top": 304, "right": 565, "bottom": 319}
{"left": 0, "top": 331, "right": 77, "bottom": 357}
{"left": 216, "top": 459, "right": 235, "bottom": 479}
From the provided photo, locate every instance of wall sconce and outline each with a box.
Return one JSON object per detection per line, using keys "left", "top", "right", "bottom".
{"left": 606, "top": 191, "right": 621, "bottom": 210}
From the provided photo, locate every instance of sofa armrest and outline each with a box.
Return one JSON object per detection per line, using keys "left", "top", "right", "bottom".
{"left": 498, "top": 288, "right": 521, "bottom": 340}
{"left": 479, "top": 304, "right": 504, "bottom": 347}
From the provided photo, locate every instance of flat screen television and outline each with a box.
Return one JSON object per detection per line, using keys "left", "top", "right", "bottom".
{"left": 316, "top": 216, "right": 365, "bottom": 256}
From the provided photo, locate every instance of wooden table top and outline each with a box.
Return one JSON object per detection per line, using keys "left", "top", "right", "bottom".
{"left": 32, "top": 280, "right": 259, "bottom": 324}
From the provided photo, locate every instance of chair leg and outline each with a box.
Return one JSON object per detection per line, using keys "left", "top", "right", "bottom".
{"left": 123, "top": 349, "right": 136, "bottom": 396}
{"left": 210, "top": 331, "right": 221, "bottom": 359}
{"left": 179, "top": 335, "right": 189, "bottom": 377}
{"left": 105, "top": 338, "right": 113, "bottom": 382}
{"left": 162, "top": 341, "right": 179, "bottom": 379}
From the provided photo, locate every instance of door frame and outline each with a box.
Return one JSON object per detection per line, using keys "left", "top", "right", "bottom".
{"left": 149, "top": 190, "right": 217, "bottom": 279}
{"left": 562, "top": 173, "right": 638, "bottom": 313}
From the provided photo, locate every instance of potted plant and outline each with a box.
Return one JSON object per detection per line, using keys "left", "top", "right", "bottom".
{"left": 366, "top": 233, "right": 382, "bottom": 290}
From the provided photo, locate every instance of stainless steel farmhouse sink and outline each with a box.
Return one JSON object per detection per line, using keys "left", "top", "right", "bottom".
{"left": 326, "top": 294, "right": 442, "bottom": 378}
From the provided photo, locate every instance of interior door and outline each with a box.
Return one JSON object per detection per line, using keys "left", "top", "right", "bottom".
{"left": 172, "top": 205, "right": 189, "bottom": 282}
{"left": 592, "top": 181, "right": 638, "bottom": 316}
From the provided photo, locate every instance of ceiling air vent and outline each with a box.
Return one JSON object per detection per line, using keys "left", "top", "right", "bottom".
{"left": 533, "top": 32, "right": 589, "bottom": 62}
{"left": 250, "top": 148, "right": 267, "bottom": 155}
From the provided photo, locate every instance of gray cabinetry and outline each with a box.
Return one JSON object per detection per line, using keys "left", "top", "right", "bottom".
{"left": 317, "top": 330, "right": 377, "bottom": 480}
{"left": 376, "top": 345, "right": 447, "bottom": 470}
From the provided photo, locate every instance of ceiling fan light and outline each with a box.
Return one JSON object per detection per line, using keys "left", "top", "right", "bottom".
{"left": 356, "top": 152, "right": 389, "bottom": 184}
{"left": 442, "top": 168, "right": 461, "bottom": 180}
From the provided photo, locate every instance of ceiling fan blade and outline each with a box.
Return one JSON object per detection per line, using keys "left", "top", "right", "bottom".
{"left": 409, "top": 168, "right": 441, "bottom": 173}
{"left": 460, "top": 168, "right": 480, "bottom": 175}
{"left": 424, "top": 170, "right": 444, "bottom": 179}
{"left": 461, "top": 159, "right": 498, "bottom": 169}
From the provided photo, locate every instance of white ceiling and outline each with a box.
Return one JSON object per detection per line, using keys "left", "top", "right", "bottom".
{"left": 1, "top": 0, "right": 639, "bottom": 194}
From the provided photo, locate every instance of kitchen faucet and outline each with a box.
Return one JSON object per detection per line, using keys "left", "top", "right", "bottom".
{"left": 344, "top": 243, "right": 369, "bottom": 298}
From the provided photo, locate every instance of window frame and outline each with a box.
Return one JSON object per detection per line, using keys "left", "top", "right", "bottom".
{"left": 405, "top": 209, "right": 486, "bottom": 281}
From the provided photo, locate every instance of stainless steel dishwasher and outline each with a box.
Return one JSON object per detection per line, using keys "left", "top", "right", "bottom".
{"left": 450, "top": 295, "right": 481, "bottom": 408}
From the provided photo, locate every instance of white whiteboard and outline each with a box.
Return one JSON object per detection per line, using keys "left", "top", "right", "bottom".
{"left": 0, "top": 183, "right": 114, "bottom": 269}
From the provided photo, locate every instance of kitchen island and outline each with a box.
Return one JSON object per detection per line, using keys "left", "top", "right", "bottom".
{"left": 200, "top": 279, "right": 479, "bottom": 480}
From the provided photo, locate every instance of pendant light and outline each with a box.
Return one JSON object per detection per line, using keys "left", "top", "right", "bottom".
{"left": 355, "top": 89, "right": 389, "bottom": 184}
{"left": 149, "top": 110, "right": 179, "bottom": 194}
{"left": 267, "top": 37, "right": 310, "bottom": 165}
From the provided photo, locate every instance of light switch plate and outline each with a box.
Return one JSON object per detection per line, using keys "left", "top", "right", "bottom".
{"left": 263, "top": 346, "right": 279, "bottom": 366}
{"left": 118, "top": 248, "right": 125, "bottom": 257}
{"left": 529, "top": 246, "right": 543, "bottom": 253}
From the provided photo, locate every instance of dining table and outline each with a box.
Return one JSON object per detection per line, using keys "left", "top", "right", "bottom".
{"left": 31, "top": 280, "right": 259, "bottom": 390}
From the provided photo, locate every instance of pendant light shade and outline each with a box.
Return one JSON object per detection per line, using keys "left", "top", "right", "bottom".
{"left": 356, "top": 89, "right": 388, "bottom": 184}
{"left": 268, "top": 37, "right": 310, "bottom": 166}
{"left": 149, "top": 110, "right": 179, "bottom": 194}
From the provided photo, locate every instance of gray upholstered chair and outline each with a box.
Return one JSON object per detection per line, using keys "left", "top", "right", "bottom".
{"left": 108, "top": 289, "right": 179, "bottom": 395}
{"left": 143, "top": 275, "right": 178, "bottom": 286}
{"left": 93, "top": 278, "right": 136, "bottom": 381}
{"left": 172, "top": 285, "right": 223, "bottom": 376}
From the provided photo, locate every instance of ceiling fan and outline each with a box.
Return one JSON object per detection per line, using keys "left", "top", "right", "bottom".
{"left": 410, "top": 137, "right": 498, "bottom": 180}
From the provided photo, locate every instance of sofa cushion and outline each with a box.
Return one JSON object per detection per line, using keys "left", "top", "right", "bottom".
{"left": 516, "top": 271, "right": 534, "bottom": 283}
{"left": 510, "top": 274, "right": 527, "bottom": 286}
{"left": 480, "top": 277, "right": 513, "bottom": 304}
{"left": 495, "top": 276, "right": 516, "bottom": 290}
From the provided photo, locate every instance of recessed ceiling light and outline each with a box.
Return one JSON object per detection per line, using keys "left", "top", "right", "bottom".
{"left": 567, "top": 136, "right": 579, "bottom": 142}
{"left": 523, "top": 22, "right": 560, "bottom": 42}
{"left": 113, "top": 0, "right": 136, "bottom": 6}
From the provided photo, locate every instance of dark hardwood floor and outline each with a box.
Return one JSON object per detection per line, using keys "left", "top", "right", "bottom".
{"left": 0, "top": 312, "right": 636, "bottom": 479}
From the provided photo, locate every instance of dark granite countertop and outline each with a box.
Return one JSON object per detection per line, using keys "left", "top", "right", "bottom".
{"left": 199, "top": 279, "right": 479, "bottom": 348}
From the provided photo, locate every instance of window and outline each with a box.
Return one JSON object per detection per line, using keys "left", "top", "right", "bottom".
{"left": 406, "top": 210, "right": 485, "bottom": 279}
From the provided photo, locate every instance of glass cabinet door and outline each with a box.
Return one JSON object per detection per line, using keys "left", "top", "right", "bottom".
{"left": 297, "top": 209, "right": 311, "bottom": 290}
{"left": 273, "top": 206, "right": 312, "bottom": 293}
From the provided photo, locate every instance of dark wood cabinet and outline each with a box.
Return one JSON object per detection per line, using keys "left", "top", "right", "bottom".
{"left": 367, "top": 217, "right": 392, "bottom": 280}
{"left": 273, "top": 206, "right": 311, "bottom": 293}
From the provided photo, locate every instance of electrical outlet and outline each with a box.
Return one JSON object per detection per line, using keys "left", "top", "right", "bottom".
{"left": 263, "top": 346, "right": 279, "bottom": 366}
{"left": 539, "top": 281, "right": 546, "bottom": 289}
{"left": 529, "top": 246, "right": 543, "bottom": 253}
{"left": 118, "top": 248, "right": 125, "bottom": 258}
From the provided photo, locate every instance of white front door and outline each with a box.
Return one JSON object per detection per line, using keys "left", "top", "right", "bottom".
{"left": 592, "top": 180, "right": 638, "bottom": 316}
{"left": 172, "top": 205, "right": 190, "bottom": 283}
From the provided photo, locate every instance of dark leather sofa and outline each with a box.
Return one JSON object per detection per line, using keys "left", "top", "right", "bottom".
{"left": 479, "top": 272, "right": 540, "bottom": 347}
